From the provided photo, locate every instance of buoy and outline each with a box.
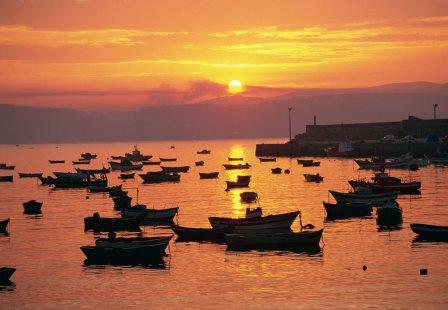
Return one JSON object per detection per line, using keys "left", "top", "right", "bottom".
{"left": 362, "top": 265, "right": 367, "bottom": 271}
{"left": 420, "top": 268, "right": 428, "bottom": 275}
{"left": 284, "top": 169, "right": 291, "bottom": 174}
{"left": 86, "top": 196, "right": 89, "bottom": 199}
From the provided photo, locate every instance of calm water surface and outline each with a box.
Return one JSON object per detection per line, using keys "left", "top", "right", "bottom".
{"left": 0, "top": 139, "right": 447, "bottom": 309}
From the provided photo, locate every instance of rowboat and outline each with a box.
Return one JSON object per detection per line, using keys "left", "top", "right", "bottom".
{"left": 119, "top": 172, "right": 135, "bottom": 179}
{"left": 0, "top": 267, "right": 16, "bottom": 283}
{"left": 226, "top": 180, "right": 250, "bottom": 190}
{"left": 410, "top": 223, "right": 448, "bottom": 241}
{"left": 72, "top": 160, "right": 90, "bottom": 165}
{"left": 376, "top": 201, "right": 402, "bottom": 227}
{"left": 109, "top": 160, "right": 143, "bottom": 171}
{"left": 161, "top": 166, "right": 190, "bottom": 173}
{"left": 223, "top": 163, "right": 251, "bottom": 170}
{"left": 226, "top": 229, "right": 323, "bottom": 248}
{"left": 197, "top": 149, "right": 211, "bottom": 154}
{"left": 199, "top": 172, "right": 219, "bottom": 179}
{"left": 228, "top": 157, "right": 243, "bottom": 161}
{"left": 195, "top": 161, "right": 204, "bottom": 166}
{"left": 303, "top": 161, "right": 320, "bottom": 167}
{"left": 271, "top": 167, "right": 282, "bottom": 174}
{"left": 52, "top": 172, "right": 107, "bottom": 188}
{"left": 172, "top": 225, "right": 230, "bottom": 242}
{"left": 0, "top": 175, "right": 13, "bottom": 182}
{"left": 49, "top": 160, "right": 65, "bottom": 164}
{"left": 121, "top": 205, "right": 179, "bottom": 222}
{"left": 329, "top": 188, "right": 398, "bottom": 204}
{"left": 259, "top": 157, "right": 276, "bottom": 162}
{"left": 297, "top": 159, "right": 314, "bottom": 165}
{"left": 84, "top": 213, "right": 143, "bottom": 231}
{"left": 88, "top": 185, "right": 122, "bottom": 193}
{"left": 139, "top": 171, "right": 181, "bottom": 183}
{"left": 0, "top": 218, "right": 9, "bottom": 233}
{"left": 95, "top": 235, "right": 173, "bottom": 248}
{"left": 237, "top": 175, "right": 251, "bottom": 182}
{"left": 159, "top": 158, "right": 177, "bottom": 162}
{"left": 18, "top": 172, "right": 43, "bottom": 178}
{"left": 209, "top": 210, "right": 300, "bottom": 231}
{"left": 0, "top": 165, "right": 15, "bottom": 170}
{"left": 304, "top": 173, "right": 324, "bottom": 182}
{"left": 323, "top": 201, "right": 372, "bottom": 220}
{"left": 240, "top": 191, "right": 258, "bottom": 203}
{"left": 23, "top": 200, "right": 43, "bottom": 214}
{"left": 142, "top": 161, "right": 161, "bottom": 165}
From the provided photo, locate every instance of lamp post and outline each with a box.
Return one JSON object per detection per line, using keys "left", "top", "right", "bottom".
{"left": 288, "top": 107, "right": 292, "bottom": 142}
{"left": 433, "top": 104, "right": 438, "bottom": 120}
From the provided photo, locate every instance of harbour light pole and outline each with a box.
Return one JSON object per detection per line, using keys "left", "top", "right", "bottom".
{"left": 288, "top": 107, "right": 292, "bottom": 142}
{"left": 433, "top": 104, "right": 438, "bottom": 120}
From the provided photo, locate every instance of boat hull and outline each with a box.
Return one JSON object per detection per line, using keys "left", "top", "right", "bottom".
{"left": 226, "top": 229, "right": 323, "bottom": 248}
{"left": 121, "top": 207, "right": 179, "bottom": 222}
{"left": 0, "top": 267, "right": 16, "bottom": 283}
{"left": 0, "top": 218, "right": 9, "bottom": 233}
{"left": 199, "top": 172, "right": 219, "bottom": 179}
{"left": 323, "top": 202, "right": 372, "bottom": 220}
{"left": 410, "top": 223, "right": 448, "bottom": 241}
{"left": 80, "top": 242, "right": 169, "bottom": 261}
{"left": 329, "top": 190, "right": 398, "bottom": 204}
{"left": 348, "top": 180, "right": 421, "bottom": 193}
{"left": 209, "top": 211, "right": 299, "bottom": 231}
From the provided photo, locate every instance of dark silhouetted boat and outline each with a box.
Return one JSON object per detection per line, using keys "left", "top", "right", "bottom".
{"left": 271, "top": 167, "right": 282, "bottom": 174}
{"left": 121, "top": 205, "right": 179, "bottom": 222}
{"left": 18, "top": 172, "right": 43, "bottom": 178}
{"left": 349, "top": 172, "right": 421, "bottom": 194}
{"left": 223, "top": 163, "right": 251, "bottom": 170}
{"left": 112, "top": 195, "right": 132, "bottom": 209}
{"left": 52, "top": 172, "right": 107, "bottom": 188}
{"left": 304, "top": 173, "right": 324, "bottom": 182}
{"left": 161, "top": 166, "right": 190, "bottom": 173}
{"left": 88, "top": 184, "right": 122, "bottom": 193}
{"left": 259, "top": 157, "right": 276, "bottom": 162}
{"left": 199, "top": 172, "right": 219, "bottom": 179}
{"left": 0, "top": 267, "right": 16, "bottom": 283}
{"left": 195, "top": 161, "right": 204, "bottom": 166}
{"left": 323, "top": 201, "right": 373, "bottom": 220}
{"left": 124, "top": 145, "right": 152, "bottom": 161}
{"left": 84, "top": 212, "right": 143, "bottom": 231}
{"left": 410, "top": 223, "right": 448, "bottom": 241}
{"left": 39, "top": 175, "right": 55, "bottom": 185}
{"left": 228, "top": 157, "right": 243, "bottom": 161}
{"left": 0, "top": 175, "right": 13, "bottom": 182}
{"left": 240, "top": 191, "right": 258, "bottom": 203}
{"left": 297, "top": 159, "right": 314, "bottom": 165}
{"left": 76, "top": 167, "right": 110, "bottom": 174}
{"left": 302, "top": 161, "right": 320, "bottom": 167}
{"left": 376, "top": 201, "right": 402, "bottom": 227}
{"left": 23, "top": 200, "right": 43, "bottom": 214}
{"left": 109, "top": 159, "right": 143, "bottom": 171}
{"left": 49, "top": 160, "right": 65, "bottom": 164}
{"left": 226, "top": 180, "right": 250, "bottom": 190}
{"left": 119, "top": 172, "right": 135, "bottom": 179}
{"left": 139, "top": 171, "right": 181, "bottom": 183}
{"left": 159, "top": 157, "right": 177, "bottom": 162}
{"left": 237, "top": 175, "right": 251, "bottom": 182}
{"left": 72, "top": 160, "right": 90, "bottom": 165}
{"left": 80, "top": 153, "right": 97, "bottom": 160}
{"left": 197, "top": 149, "right": 211, "bottom": 154}
{"left": 0, "top": 218, "right": 9, "bottom": 233}
{"left": 0, "top": 165, "right": 15, "bottom": 170}
{"left": 173, "top": 225, "right": 230, "bottom": 242}
{"left": 329, "top": 188, "right": 398, "bottom": 204}
{"left": 226, "top": 229, "right": 323, "bottom": 248}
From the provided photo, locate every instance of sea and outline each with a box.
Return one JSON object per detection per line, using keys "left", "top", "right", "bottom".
{"left": 0, "top": 139, "right": 447, "bottom": 309}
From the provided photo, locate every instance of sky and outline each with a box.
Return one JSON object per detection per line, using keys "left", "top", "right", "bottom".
{"left": 0, "top": 0, "right": 447, "bottom": 110}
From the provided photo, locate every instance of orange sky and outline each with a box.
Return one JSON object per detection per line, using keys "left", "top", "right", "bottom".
{"left": 0, "top": 0, "right": 447, "bottom": 110}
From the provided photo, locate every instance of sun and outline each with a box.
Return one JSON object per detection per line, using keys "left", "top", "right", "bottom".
{"left": 228, "top": 80, "right": 243, "bottom": 94}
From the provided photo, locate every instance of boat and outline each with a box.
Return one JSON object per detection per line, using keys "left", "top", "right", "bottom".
{"left": 38, "top": 175, "right": 55, "bottom": 185}
{"left": 226, "top": 180, "right": 250, "bottom": 190}
{"left": 72, "top": 160, "right": 90, "bottom": 165}
{"left": 302, "top": 161, "right": 320, "bottom": 167}
{"left": 172, "top": 225, "right": 230, "bottom": 242}
{"left": 228, "top": 157, "right": 243, "bottom": 161}
{"left": 226, "top": 229, "right": 323, "bottom": 249}
{"left": 223, "top": 163, "right": 251, "bottom": 170}
{"left": 197, "top": 149, "right": 211, "bottom": 154}
{"left": 237, "top": 175, "right": 251, "bottom": 182}
{"left": 18, "top": 172, "right": 43, "bottom": 178}
{"left": 348, "top": 172, "right": 421, "bottom": 193}
{"left": 142, "top": 161, "right": 161, "bottom": 165}
{"left": 84, "top": 213, "right": 143, "bottom": 231}
{"left": 271, "top": 167, "right": 282, "bottom": 174}
{"left": 88, "top": 185, "right": 122, "bottom": 193}
{"left": 95, "top": 235, "right": 173, "bottom": 248}
{"left": 199, "top": 172, "right": 219, "bottom": 179}
{"left": 53, "top": 171, "right": 87, "bottom": 179}
{"left": 159, "top": 158, "right": 177, "bottom": 162}
{"left": 323, "top": 202, "right": 373, "bottom": 220}
{"left": 23, "top": 200, "right": 43, "bottom": 214}
{"left": 109, "top": 159, "right": 143, "bottom": 171}
{"left": 161, "top": 166, "right": 190, "bottom": 173}
{"left": 259, "top": 157, "right": 276, "bottom": 162}
{"left": 76, "top": 167, "right": 110, "bottom": 174}
{"left": 410, "top": 223, "right": 448, "bottom": 241}
{"left": 195, "top": 161, "right": 204, "bottom": 166}
{"left": 0, "top": 218, "right": 9, "bottom": 233}
{"left": 0, "top": 165, "right": 15, "bottom": 170}
{"left": 329, "top": 188, "right": 398, "bottom": 204}
{"left": 209, "top": 209, "right": 300, "bottom": 231}
{"left": 80, "top": 153, "right": 97, "bottom": 160}
{"left": 124, "top": 145, "right": 152, "bottom": 161}
{"left": 240, "top": 192, "right": 258, "bottom": 203}
{"left": 49, "top": 160, "right": 65, "bottom": 164}
{"left": 109, "top": 188, "right": 128, "bottom": 197}
{"left": 304, "top": 173, "right": 324, "bottom": 182}
{"left": 52, "top": 172, "right": 107, "bottom": 188}
{"left": 112, "top": 195, "right": 132, "bottom": 209}
{"left": 121, "top": 205, "right": 179, "bottom": 222}
{"left": 119, "top": 172, "right": 135, "bottom": 179}
{"left": 139, "top": 171, "right": 181, "bottom": 183}
{"left": 376, "top": 201, "right": 402, "bottom": 227}
{"left": 297, "top": 159, "right": 314, "bottom": 165}
{"left": 0, "top": 175, "right": 13, "bottom": 182}
{"left": 0, "top": 267, "right": 16, "bottom": 283}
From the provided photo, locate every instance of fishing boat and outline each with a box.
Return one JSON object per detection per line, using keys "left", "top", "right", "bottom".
{"left": 53, "top": 171, "right": 87, "bottom": 179}
{"left": 323, "top": 201, "right": 373, "bottom": 220}
{"left": 0, "top": 175, "right": 13, "bottom": 182}
{"left": 0, "top": 165, "right": 15, "bottom": 170}
{"left": 223, "top": 163, "right": 251, "bottom": 170}
{"left": 121, "top": 205, "right": 179, "bottom": 222}
{"left": 161, "top": 166, "right": 190, "bottom": 173}
{"left": 329, "top": 188, "right": 398, "bottom": 204}
{"left": 124, "top": 145, "right": 152, "bottom": 161}
{"left": 109, "top": 159, "right": 143, "bottom": 171}
{"left": 297, "top": 159, "right": 314, "bottom": 165}
{"left": 226, "top": 229, "right": 323, "bottom": 248}
{"left": 199, "top": 172, "right": 219, "bottom": 179}
{"left": 159, "top": 158, "right": 177, "bottom": 162}
{"left": 195, "top": 161, "right": 204, "bottom": 166}
{"left": 95, "top": 235, "right": 173, "bottom": 248}
{"left": 237, "top": 175, "right": 251, "bottom": 182}
{"left": 209, "top": 209, "right": 300, "bottom": 231}
{"left": 303, "top": 161, "right": 320, "bottom": 167}
{"left": 23, "top": 200, "right": 43, "bottom": 214}
{"left": 80, "top": 153, "right": 97, "bottom": 160}
{"left": 49, "top": 160, "right": 65, "bottom": 164}
{"left": 139, "top": 171, "right": 181, "bottom": 183}
{"left": 228, "top": 157, "right": 243, "bottom": 161}
{"left": 119, "top": 172, "right": 135, "bottom": 179}
{"left": 84, "top": 212, "right": 143, "bottom": 231}
{"left": 259, "top": 157, "right": 276, "bottom": 162}
{"left": 0, "top": 267, "right": 16, "bottom": 283}
{"left": 0, "top": 218, "right": 9, "bottom": 233}
{"left": 88, "top": 184, "right": 122, "bottom": 193}
{"left": 410, "top": 223, "right": 448, "bottom": 241}
{"left": 226, "top": 179, "right": 250, "bottom": 190}
{"left": 173, "top": 225, "right": 230, "bottom": 242}
{"left": 72, "top": 160, "right": 90, "bottom": 165}
{"left": 376, "top": 201, "right": 402, "bottom": 227}
{"left": 76, "top": 167, "right": 110, "bottom": 174}
{"left": 52, "top": 172, "right": 107, "bottom": 188}
{"left": 271, "top": 167, "right": 282, "bottom": 174}
{"left": 304, "top": 173, "right": 324, "bottom": 182}
{"left": 142, "top": 161, "right": 161, "bottom": 165}
{"left": 112, "top": 195, "right": 132, "bottom": 209}
{"left": 197, "top": 149, "right": 211, "bottom": 154}
{"left": 18, "top": 172, "right": 43, "bottom": 178}
{"left": 240, "top": 191, "right": 258, "bottom": 203}
{"left": 348, "top": 172, "right": 421, "bottom": 193}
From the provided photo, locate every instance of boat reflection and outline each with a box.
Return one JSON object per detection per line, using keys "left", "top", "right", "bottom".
{"left": 83, "top": 256, "right": 168, "bottom": 269}
{"left": 226, "top": 244, "right": 322, "bottom": 256}
{"left": 0, "top": 281, "right": 16, "bottom": 291}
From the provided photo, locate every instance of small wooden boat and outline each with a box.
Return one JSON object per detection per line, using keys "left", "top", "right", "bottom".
{"left": 52, "top": 173, "right": 107, "bottom": 188}
{"left": 159, "top": 157, "right": 177, "bottom": 162}
{"left": 271, "top": 167, "right": 282, "bottom": 174}
{"left": 195, "top": 161, "right": 204, "bottom": 166}
{"left": 72, "top": 160, "right": 90, "bottom": 165}
{"left": 240, "top": 192, "right": 258, "bottom": 203}
{"left": 112, "top": 195, "right": 132, "bottom": 209}
{"left": 197, "top": 149, "right": 211, "bottom": 154}
{"left": 304, "top": 173, "right": 324, "bottom": 182}
{"left": 259, "top": 157, "right": 276, "bottom": 162}
{"left": 376, "top": 202, "right": 402, "bottom": 227}
{"left": 228, "top": 157, "right": 243, "bottom": 161}
{"left": 88, "top": 185, "right": 122, "bottom": 193}
{"left": 297, "top": 159, "right": 314, "bottom": 165}
{"left": 303, "top": 161, "right": 320, "bottom": 167}
{"left": 0, "top": 267, "right": 16, "bottom": 283}
{"left": 329, "top": 188, "right": 398, "bottom": 204}
{"left": 121, "top": 205, "right": 179, "bottom": 222}
{"left": 237, "top": 175, "right": 251, "bottom": 182}
{"left": 323, "top": 202, "right": 372, "bottom": 220}
{"left": 199, "top": 172, "right": 219, "bottom": 179}
{"left": 84, "top": 213, "right": 143, "bottom": 231}
{"left": 0, "top": 175, "right": 13, "bottom": 182}
{"left": 142, "top": 161, "right": 161, "bottom": 165}
{"left": 226, "top": 180, "right": 250, "bottom": 190}
{"left": 0, "top": 218, "right": 10, "bottom": 233}
{"left": 223, "top": 163, "right": 251, "bottom": 170}
{"left": 161, "top": 166, "right": 190, "bottom": 173}
{"left": 18, "top": 172, "right": 43, "bottom": 178}
{"left": 23, "top": 200, "right": 43, "bottom": 214}
{"left": 49, "top": 160, "right": 65, "bottom": 164}
{"left": 139, "top": 171, "right": 181, "bottom": 183}
{"left": 109, "top": 159, "right": 143, "bottom": 171}
{"left": 119, "top": 172, "right": 135, "bottom": 179}
{"left": 0, "top": 165, "right": 15, "bottom": 170}
{"left": 173, "top": 225, "right": 230, "bottom": 242}
{"left": 410, "top": 223, "right": 448, "bottom": 241}
{"left": 226, "top": 229, "right": 323, "bottom": 248}
{"left": 209, "top": 210, "right": 300, "bottom": 231}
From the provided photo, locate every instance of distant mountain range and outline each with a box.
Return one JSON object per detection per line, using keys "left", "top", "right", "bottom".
{"left": 1, "top": 81, "right": 447, "bottom": 143}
